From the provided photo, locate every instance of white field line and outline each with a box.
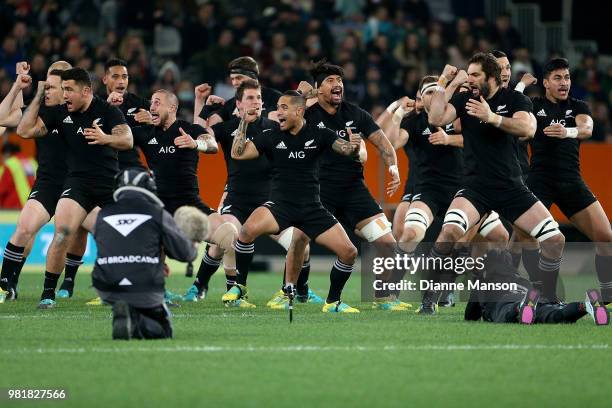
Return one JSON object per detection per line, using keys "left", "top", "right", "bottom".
{"left": 0, "top": 344, "right": 608, "bottom": 354}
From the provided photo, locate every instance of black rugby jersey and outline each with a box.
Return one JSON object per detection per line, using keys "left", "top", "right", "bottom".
{"left": 449, "top": 87, "right": 532, "bottom": 187}
{"left": 400, "top": 110, "right": 463, "bottom": 190}
{"left": 304, "top": 101, "right": 379, "bottom": 185}
{"left": 30, "top": 105, "right": 67, "bottom": 182}
{"left": 213, "top": 116, "right": 277, "bottom": 202}
{"left": 39, "top": 96, "right": 126, "bottom": 180}
{"left": 252, "top": 121, "right": 338, "bottom": 203}
{"left": 133, "top": 120, "right": 206, "bottom": 198}
{"left": 529, "top": 96, "right": 591, "bottom": 178}
{"left": 99, "top": 92, "right": 150, "bottom": 169}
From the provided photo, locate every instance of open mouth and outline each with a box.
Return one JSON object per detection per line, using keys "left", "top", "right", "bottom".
{"left": 331, "top": 87, "right": 342, "bottom": 100}
{"left": 115, "top": 86, "right": 126, "bottom": 94}
{"left": 65, "top": 101, "right": 73, "bottom": 109}
{"left": 558, "top": 88, "right": 568, "bottom": 96}
{"left": 151, "top": 112, "right": 160, "bottom": 123}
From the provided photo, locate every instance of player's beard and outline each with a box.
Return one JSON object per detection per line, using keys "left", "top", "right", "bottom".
{"left": 473, "top": 82, "right": 491, "bottom": 99}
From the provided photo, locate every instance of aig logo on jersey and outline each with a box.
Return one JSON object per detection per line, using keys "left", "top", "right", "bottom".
{"left": 158, "top": 146, "right": 176, "bottom": 154}
{"left": 288, "top": 151, "right": 306, "bottom": 159}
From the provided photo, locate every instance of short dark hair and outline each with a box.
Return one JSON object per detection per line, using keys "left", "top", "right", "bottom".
{"left": 491, "top": 50, "right": 507, "bottom": 59}
{"left": 309, "top": 59, "right": 344, "bottom": 86}
{"left": 236, "top": 79, "right": 261, "bottom": 101}
{"left": 228, "top": 56, "right": 259, "bottom": 78}
{"left": 105, "top": 58, "right": 128, "bottom": 72}
{"left": 281, "top": 90, "right": 306, "bottom": 108}
{"left": 60, "top": 67, "right": 92, "bottom": 88}
{"left": 543, "top": 57, "right": 570, "bottom": 78}
{"left": 48, "top": 69, "right": 64, "bottom": 77}
{"left": 468, "top": 52, "right": 502, "bottom": 86}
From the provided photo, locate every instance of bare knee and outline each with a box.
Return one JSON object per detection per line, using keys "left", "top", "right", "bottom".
{"left": 540, "top": 233, "right": 565, "bottom": 258}
{"left": 486, "top": 226, "right": 509, "bottom": 244}
{"left": 400, "top": 227, "right": 418, "bottom": 243}
{"left": 239, "top": 224, "right": 255, "bottom": 243}
{"left": 439, "top": 225, "right": 463, "bottom": 244}
{"left": 338, "top": 244, "right": 358, "bottom": 264}
{"left": 12, "top": 223, "right": 37, "bottom": 245}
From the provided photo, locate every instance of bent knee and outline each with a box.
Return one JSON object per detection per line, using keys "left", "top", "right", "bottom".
{"left": 339, "top": 244, "right": 358, "bottom": 263}
{"left": 439, "top": 225, "right": 464, "bottom": 243}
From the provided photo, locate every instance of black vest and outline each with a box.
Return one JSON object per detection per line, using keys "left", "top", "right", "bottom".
{"left": 92, "top": 191, "right": 166, "bottom": 293}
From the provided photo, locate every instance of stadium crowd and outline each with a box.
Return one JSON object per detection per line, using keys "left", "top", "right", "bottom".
{"left": 1, "top": 0, "right": 611, "bottom": 142}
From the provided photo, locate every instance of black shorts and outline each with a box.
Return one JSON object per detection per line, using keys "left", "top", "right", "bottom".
{"left": 263, "top": 200, "right": 338, "bottom": 240}
{"left": 401, "top": 178, "right": 416, "bottom": 203}
{"left": 526, "top": 173, "right": 597, "bottom": 218}
{"left": 28, "top": 178, "right": 64, "bottom": 217}
{"left": 411, "top": 185, "right": 458, "bottom": 218}
{"left": 160, "top": 195, "right": 216, "bottom": 216}
{"left": 61, "top": 177, "right": 114, "bottom": 213}
{"left": 455, "top": 183, "right": 539, "bottom": 223}
{"left": 220, "top": 201, "right": 259, "bottom": 224}
{"left": 320, "top": 180, "right": 382, "bottom": 229}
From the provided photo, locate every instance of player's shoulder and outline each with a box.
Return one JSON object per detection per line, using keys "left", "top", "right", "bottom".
{"left": 262, "top": 86, "right": 282, "bottom": 98}
{"left": 260, "top": 116, "right": 279, "bottom": 130}
{"left": 125, "top": 92, "right": 149, "bottom": 107}
{"left": 340, "top": 100, "right": 368, "bottom": 115}
{"left": 568, "top": 97, "right": 589, "bottom": 111}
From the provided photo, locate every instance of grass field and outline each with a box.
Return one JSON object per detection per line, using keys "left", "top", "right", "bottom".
{"left": 1, "top": 262, "right": 609, "bottom": 408}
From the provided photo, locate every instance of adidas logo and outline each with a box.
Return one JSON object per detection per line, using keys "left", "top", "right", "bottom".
{"left": 317, "top": 121, "right": 326, "bottom": 129}
{"left": 51, "top": 129, "right": 59, "bottom": 134}
{"left": 537, "top": 109, "right": 547, "bottom": 117}
{"left": 118, "top": 278, "right": 133, "bottom": 286}
{"left": 148, "top": 138, "right": 158, "bottom": 145}
{"left": 276, "top": 141, "right": 287, "bottom": 149}
{"left": 422, "top": 128, "right": 432, "bottom": 136}
{"left": 63, "top": 116, "right": 73, "bottom": 124}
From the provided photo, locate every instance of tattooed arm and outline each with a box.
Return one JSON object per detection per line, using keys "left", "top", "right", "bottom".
{"left": 230, "top": 114, "right": 259, "bottom": 160}
{"left": 367, "top": 129, "right": 401, "bottom": 195}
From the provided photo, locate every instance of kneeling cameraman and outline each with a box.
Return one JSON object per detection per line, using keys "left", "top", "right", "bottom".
{"left": 92, "top": 168, "right": 207, "bottom": 339}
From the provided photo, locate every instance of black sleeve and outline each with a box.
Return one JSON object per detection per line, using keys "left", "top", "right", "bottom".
{"left": 211, "top": 122, "right": 226, "bottom": 143}
{"left": 359, "top": 108, "right": 381, "bottom": 138}
{"left": 160, "top": 210, "right": 198, "bottom": 262}
{"left": 140, "top": 97, "right": 151, "bottom": 110}
{"left": 38, "top": 104, "right": 62, "bottom": 130}
{"left": 104, "top": 105, "right": 127, "bottom": 134}
{"left": 252, "top": 131, "right": 270, "bottom": 155}
{"left": 131, "top": 126, "right": 149, "bottom": 147}
{"left": 510, "top": 92, "right": 533, "bottom": 115}
{"left": 400, "top": 114, "right": 416, "bottom": 138}
{"left": 449, "top": 92, "right": 467, "bottom": 118}
{"left": 188, "top": 123, "right": 207, "bottom": 139}
{"left": 574, "top": 99, "right": 592, "bottom": 116}
{"left": 320, "top": 128, "right": 338, "bottom": 149}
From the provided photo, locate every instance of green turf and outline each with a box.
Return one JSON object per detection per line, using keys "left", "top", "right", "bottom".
{"left": 0, "top": 266, "right": 609, "bottom": 408}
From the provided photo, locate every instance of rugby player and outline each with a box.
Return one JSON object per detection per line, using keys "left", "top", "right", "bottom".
{"left": 422, "top": 53, "right": 565, "bottom": 313}
{"left": 101, "top": 58, "right": 152, "bottom": 170}
{"left": 182, "top": 80, "right": 323, "bottom": 307}
{"left": 0, "top": 62, "right": 92, "bottom": 302}
{"left": 301, "top": 60, "right": 409, "bottom": 311}
{"left": 196, "top": 56, "right": 281, "bottom": 127}
{"left": 131, "top": 89, "right": 240, "bottom": 300}
{"left": 526, "top": 58, "right": 612, "bottom": 302}
{"left": 231, "top": 91, "right": 361, "bottom": 312}
{"left": 492, "top": 50, "right": 542, "bottom": 275}
{"left": 16, "top": 67, "right": 133, "bottom": 308}
{"left": 465, "top": 249, "right": 608, "bottom": 325}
